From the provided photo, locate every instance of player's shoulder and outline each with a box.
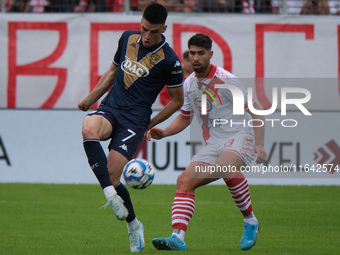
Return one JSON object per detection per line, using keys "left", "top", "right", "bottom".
{"left": 161, "top": 43, "right": 180, "bottom": 62}
{"left": 186, "top": 72, "right": 196, "bottom": 81}
{"left": 121, "top": 30, "right": 141, "bottom": 40}
{"left": 214, "top": 65, "right": 237, "bottom": 80}
{"left": 162, "top": 42, "right": 176, "bottom": 53}
{"left": 214, "top": 65, "right": 245, "bottom": 89}
{"left": 159, "top": 44, "right": 182, "bottom": 72}
{"left": 183, "top": 72, "right": 196, "bottom": 90}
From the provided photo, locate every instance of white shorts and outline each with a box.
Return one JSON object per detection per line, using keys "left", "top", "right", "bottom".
{"left": 190, "top": 133, "right": 255, "bottom": 166}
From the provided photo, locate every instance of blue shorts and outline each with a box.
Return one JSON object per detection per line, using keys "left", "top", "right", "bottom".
{"left": 88, "top": 104, "right": 149, "bottom": 160}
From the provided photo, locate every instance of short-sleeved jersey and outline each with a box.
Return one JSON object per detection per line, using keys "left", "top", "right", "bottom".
{"left": 181, "top": 65, "right": 254, "bottom": 145}
{"left": 101, "top": 30, "right": 183, "bottom": 124}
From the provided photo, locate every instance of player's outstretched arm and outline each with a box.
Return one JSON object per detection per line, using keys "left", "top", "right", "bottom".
{"left": 148, "top": 86, "right": 184, "bottom": 130}
{"left": 246, "top": 102, "right": 267, "bottom": 164}
{"left": 77, "top": 62, "right": 118, "bottom": 111}
{"left": 147, "top": 114, "right": 191, "bottom": 141}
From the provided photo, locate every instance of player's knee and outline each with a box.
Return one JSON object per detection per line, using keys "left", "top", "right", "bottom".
{"left": 176, "top": 173, "right": 194, "bottom": 191}
{"left": 176, "top": 173, "right": 185, "bottom": 189}
{"left": 81, "top": 126, "right": 97, "bottom": 140}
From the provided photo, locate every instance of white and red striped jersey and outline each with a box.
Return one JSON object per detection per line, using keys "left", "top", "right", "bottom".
{"left": 180, "top": 64, "right": 254, "bottom": 144}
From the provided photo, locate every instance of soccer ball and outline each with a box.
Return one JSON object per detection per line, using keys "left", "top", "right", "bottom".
{"left": 123, "top": 158, "right": 155, "bottom": 189}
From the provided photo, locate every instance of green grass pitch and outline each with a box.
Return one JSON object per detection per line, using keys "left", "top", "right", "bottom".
{"left": 0, "top": 183, "right": 339, "bottom": 255}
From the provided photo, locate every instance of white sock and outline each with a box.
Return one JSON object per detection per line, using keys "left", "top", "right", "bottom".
{"left": 103, "top": 185, "right": 117, "bottom": 200}
{"left": 127, "top": 219, "right": 140, "bottom": 231}
{"left": 172, "top": 229, "right": 186, "bottom": 241}
{"left": 244, "top": 212, "right": 258, "bottom": 224}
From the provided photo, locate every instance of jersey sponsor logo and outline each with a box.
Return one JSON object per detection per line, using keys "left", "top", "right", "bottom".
{"left": 121, "top": 58, "right": 149, "bottom": 78}
{"left": 195, "top": 98, "right": 212, "bottom": 113}
{"left": 174, "top": 60, "right": 181, "bottom": 67}
{"left": 171, "top": 70, "right": 183, "bottom": 75}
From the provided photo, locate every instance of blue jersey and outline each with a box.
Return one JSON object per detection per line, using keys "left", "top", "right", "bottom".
{"left": 101, "top": 30, "right": 183, "bottom": 124}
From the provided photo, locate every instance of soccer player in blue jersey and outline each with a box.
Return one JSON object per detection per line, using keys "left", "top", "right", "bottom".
{"left": 77, "top": 3, "right": 184, "bottom": 253}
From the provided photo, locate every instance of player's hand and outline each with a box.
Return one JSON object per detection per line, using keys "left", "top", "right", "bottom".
{"left": 147, "top": 127, "right": 165, "bottom": 141}
{"left": 77, "top": 99, "right": 91, "bottom": 112}
{"left": 252, "top": 145, "right": 267, "bottom": 164}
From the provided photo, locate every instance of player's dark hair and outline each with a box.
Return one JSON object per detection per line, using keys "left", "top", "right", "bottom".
{"left": 183, "top": 50, "right": 189, "bottom": 60}
{"left": 143, "top": 3, "right": 168, "bottom": 25}
{"left": 188, "top": 34, "right": 212, "bottom": 50}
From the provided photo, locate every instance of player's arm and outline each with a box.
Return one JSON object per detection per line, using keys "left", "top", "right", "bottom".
{"left": 147, "top": 113, "right": 191, "bottom": 140}
{"left": 77, "top": 62, "right": 118, "bottom": 111}
{"left": 246, "top": 102, "right": 267, "bottom": 164}
{"left": 147, "top": 85, "right": 184, "bottom": 130}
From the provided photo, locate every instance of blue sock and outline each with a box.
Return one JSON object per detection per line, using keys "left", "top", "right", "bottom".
{"left": 83, "top": 140, "right": 112, "bottom": 189}
{"left": 115, "top": 182, "right": 136, "bottom": 223}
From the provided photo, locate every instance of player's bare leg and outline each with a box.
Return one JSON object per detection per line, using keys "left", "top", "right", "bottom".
{"left": 82, "top": 115, "right": 128, "bottom": 220}
{"left": 152, "top": 151, "right": 259, "bottom": 251}
{"left": 108, "top": 150, "right": 144, "bottom": 253}
{"left": 218, "top": 151, "right": 259, "bottom": 250}
{"left": 152, "top": 164, "right": 217, "bottom": 250}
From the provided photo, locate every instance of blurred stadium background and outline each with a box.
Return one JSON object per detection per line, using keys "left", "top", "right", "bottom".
{"left": 1, "top": 0, "right": 340, "bottom": 14}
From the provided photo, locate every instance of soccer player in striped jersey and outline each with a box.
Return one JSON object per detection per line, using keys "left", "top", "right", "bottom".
{"left": 77, "top": 3, "right": 183, "bottom": 253}
{"left": 147, "top": 33, "right": 267, "bottom": 251}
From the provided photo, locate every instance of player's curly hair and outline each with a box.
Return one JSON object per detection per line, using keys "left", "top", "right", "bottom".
{"left": 143, "top": 3, "right": 168, "bottom": 25}
{"left": 188, "top": 34, "right": 212, "bottom": 50}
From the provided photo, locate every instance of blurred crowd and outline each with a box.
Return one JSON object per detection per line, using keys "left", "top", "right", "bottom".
{"left": 2, "top": 0, "right": 339, "bottom": 15}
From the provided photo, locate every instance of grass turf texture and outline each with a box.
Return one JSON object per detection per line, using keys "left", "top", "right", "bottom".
{"left": 0, "top": 184, "right": 339, "bottom": 255}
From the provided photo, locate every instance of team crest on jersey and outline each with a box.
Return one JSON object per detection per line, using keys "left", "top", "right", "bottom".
{"left": 150, "top": 53, "right": 161, "bottom": 65}
{"left": 121, "top": 58, "right": 149, "bottom": 77}
{"left": 195, "top": 97, "right": 212, "bottom": 113}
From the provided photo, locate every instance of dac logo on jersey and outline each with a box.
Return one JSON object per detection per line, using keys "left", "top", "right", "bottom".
{"left": 121, "top": 58, "right": 149, "bottom": 77}
{"left": 195, "top": 98, "right": 212, "bottom": 113}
